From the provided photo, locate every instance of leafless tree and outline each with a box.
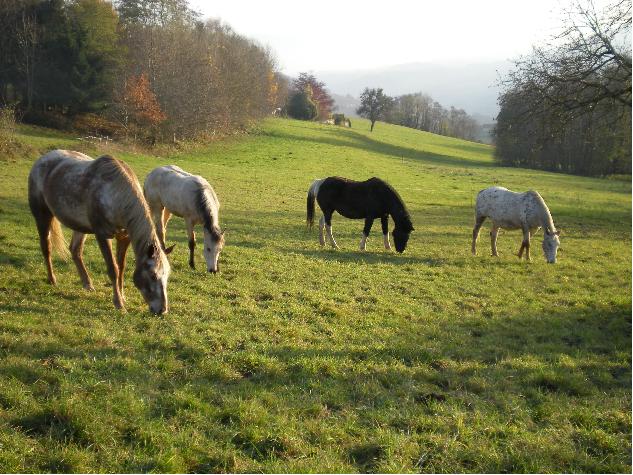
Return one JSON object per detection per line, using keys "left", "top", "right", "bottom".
{"left": 495, "top": 0, "right": 631, "bottom": 175}
{"left": 17, "top": 10, "right": 38, "bottom": 109}
{"left": 502, "top": 0, "right": 631, "bottom": 119}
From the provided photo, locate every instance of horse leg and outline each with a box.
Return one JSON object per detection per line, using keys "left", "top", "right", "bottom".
{"left": 35, "top": 213, "right": 57, "bottom": 285}
{"left": 318, "top": 216, "right": 326, "bottom": 246}
{"left": 115, "top": 233, "right": 131, "bottom": 300}
{"left": 186, "top": 219, "right": 196, "bottom": 269}
{"left": 381, "top": 216, "right": 391, "bottom": 250}
{"left": 524, "top": 228, "right": 532, "bottom": 261}
{"left": 152, "top": 206, "right": 167, "bottom": 249}
{"left": 472, "top": 215, "right": 485, "bottom": 255}
{"left": 360, "top": 218, "right": 373, "bottom": 251}
{"left": 490, "top": 224, "right": 500, "bottom": 257}
{"left": 162, "top": 208, "right": 172, "bottom": 244}
{"left": 324, "top": 211, "right": 338, "bottom": 249}
{"left": 70, "top": 231, "right": 93, "bottom": 290}
{"left": 95, "top": 234, "right": 125, "bottom": 311}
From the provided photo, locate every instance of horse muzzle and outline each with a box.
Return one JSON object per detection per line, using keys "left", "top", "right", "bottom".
{"left": 150, "top": 302, "right": 168, "bottom": 315}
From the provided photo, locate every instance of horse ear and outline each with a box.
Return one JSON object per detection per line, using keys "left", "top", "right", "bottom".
{"left": 165, "top": 244, "right": 176, "bottom": 255}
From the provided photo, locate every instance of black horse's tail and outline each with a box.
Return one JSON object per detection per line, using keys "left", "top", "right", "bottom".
{"left": 306, "top": 179, "right": 323, "bottom": 228}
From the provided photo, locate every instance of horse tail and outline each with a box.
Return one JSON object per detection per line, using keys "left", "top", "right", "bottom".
{"left": 306, "top": 179, "right": 323, "bottom": 228}
{"left": 50, "top": 217, "right": 70, "bottom": 260}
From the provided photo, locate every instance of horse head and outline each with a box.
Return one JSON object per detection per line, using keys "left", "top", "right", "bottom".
{"left": 203, "top": 226, "right": 225, "bottom": 273}
{"left": 392, "top": 223, "right": 414, "bottom": 253}
{"left": 542, "top": 229, "right": 561, "bottom": 264}
{"left": 133, "top": 242, "right": 171, "bottom": 314}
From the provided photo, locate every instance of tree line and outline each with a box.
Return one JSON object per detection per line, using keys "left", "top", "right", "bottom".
{"left": 384, "top": 92, "right": 481, "bottom": 141}
{"left": 353, "top": 87, "right": 482, "bottom": 141}
{"left": 284, "top": 78, "right": 484, "bottom": 143}
{"left": 0, "top": 0, "right": 281, "bottom": 141}
{"left": 494, "top": 0, "right": 631, "bottom": 176}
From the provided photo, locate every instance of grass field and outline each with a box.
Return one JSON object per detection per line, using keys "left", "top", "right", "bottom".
{"left": 0, "top": 118, "right": 630, "bottom": 473}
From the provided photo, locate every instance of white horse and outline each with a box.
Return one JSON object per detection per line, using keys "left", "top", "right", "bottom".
{"left": 472, "top": 186, "right": 561, "bottom": 263}
{"left": 144, "top": 165, "right": 225, "bottom": 273}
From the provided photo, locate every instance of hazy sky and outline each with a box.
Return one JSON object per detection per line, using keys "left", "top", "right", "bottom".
{"left": 188, "top": 0, "right": 586, "bottom": 74}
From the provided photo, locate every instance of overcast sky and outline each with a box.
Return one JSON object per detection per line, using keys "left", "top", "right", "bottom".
{"left": 188, "top": 0, "right": 593, "bottom": 75}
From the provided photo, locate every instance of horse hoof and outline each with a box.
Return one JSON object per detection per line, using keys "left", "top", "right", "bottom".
{"left": 84, "top": 284, "right": 95, "bottom": 291}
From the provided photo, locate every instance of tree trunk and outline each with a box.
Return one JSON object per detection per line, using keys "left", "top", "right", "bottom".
{"left": 370, "top": 120, "right": 375, "bottom": 132}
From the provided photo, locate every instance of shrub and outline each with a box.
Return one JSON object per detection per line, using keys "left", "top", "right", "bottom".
{"left": 72, "top": 113, "right": 124, "bottom": 138}
{"left": 0, "top": 107, "right": 29, "bottom": 159}
{"left": 22, "top": 110, "right": 71, "bottom": 130}
{"left": 287, "top": 91, "right": 317, "bottom": 120}
{"left": 0, "top": 107, "right": 16, "bottom": 136}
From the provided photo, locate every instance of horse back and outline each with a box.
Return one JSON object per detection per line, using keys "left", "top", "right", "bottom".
{"left": 317, "top": 176, "right": 396, "bottom": 219}
{"left": 144, "top": 165, "right": 217, "bottom": 221}
{"left": 31, "top": 151, "right": 143, "bottom": 235}
{"left": 29, "top": 150, "right": 96, "bottom": 232}
{"left": 476, "top": 186, "right": 541, "bottom": 229}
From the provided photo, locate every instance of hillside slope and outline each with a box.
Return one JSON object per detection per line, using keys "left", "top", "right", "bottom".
{"left": 0, "top": 119, "right": 630, "bottom": 472}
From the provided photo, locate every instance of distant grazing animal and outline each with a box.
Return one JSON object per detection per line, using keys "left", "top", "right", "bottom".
{"left": 472, "top": 186, "right": 561, "bottom": 263}
{"left": 306, "top": 177, "right": 414, "bottom": 253}
{"left": 28, "top": 150, "right": 172, "bottom": 313}
{"left": 144, "top": 165, "right": 224, "bottom": 273}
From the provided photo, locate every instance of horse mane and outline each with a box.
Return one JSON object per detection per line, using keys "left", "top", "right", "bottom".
{"left": 528, "top": 190, "right": 556, "bottom": 233}
{"left": 377, "top": 178, "right": 414, "bottom": 231}
{"left": 195, "top": 184, "right": 222, "bottom": 241}
{"left": 90, "top": 155, "right": 159, "bottom": 254}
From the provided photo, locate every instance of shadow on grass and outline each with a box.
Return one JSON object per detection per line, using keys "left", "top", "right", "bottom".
{"left": 262, "top": 127, "right": 493, "bottom": 169}
{"left": 287, "top": 248, "right": 448, "bottom": 267}
{"left": 1, "top": 294, "right": 630, "bottom": 471}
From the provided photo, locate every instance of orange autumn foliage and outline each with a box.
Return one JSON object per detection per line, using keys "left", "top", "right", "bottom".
{"left": 123, "top": 73, "right": 166, "bottom": 127}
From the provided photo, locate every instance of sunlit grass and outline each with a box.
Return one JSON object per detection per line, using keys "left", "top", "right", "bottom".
{"left": 0, "top": 118, "right": 630, "bottom": 472}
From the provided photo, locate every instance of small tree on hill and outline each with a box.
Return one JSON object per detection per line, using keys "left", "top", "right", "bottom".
{"left": 357, "top": 87, "right": 393, "bottom": 131}
{"left": 287, "top": 87, "right": 317, "bottom": 120}
{"left": 292, "top": 72, "right": 334, "bottom": 120}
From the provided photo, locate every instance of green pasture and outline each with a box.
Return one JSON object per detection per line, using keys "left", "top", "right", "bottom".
{"left": 0, "top": 118, "right": 630, "bottom": 472}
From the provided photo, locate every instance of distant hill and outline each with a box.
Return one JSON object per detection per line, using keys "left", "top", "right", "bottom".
{"left": 330, "top": 93, "right": 360, "bottom": 117}
{"left": 319, "top": 60, "right": 512, "bottom": 121}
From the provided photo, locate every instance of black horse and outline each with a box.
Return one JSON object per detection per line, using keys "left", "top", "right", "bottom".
{"left": 306, "top": 176, "right": 414, "bottom": 253}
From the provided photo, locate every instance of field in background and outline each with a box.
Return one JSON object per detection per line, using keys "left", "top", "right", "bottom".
{"left": 0, "top": 118, "right": 630, "bottom": 472}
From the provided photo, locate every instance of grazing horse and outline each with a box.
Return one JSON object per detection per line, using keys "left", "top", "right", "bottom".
{"left": 28, "top": 150, "right": 172, "bottom": 313}
{"left": 144, "top": 165, "right": 224, "bottom": 273}
{"left": 472, "top": 186, "right": 561, "bottom": 263}
{"left": 306, "top": 177, "right": 414, "bottom": 253}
